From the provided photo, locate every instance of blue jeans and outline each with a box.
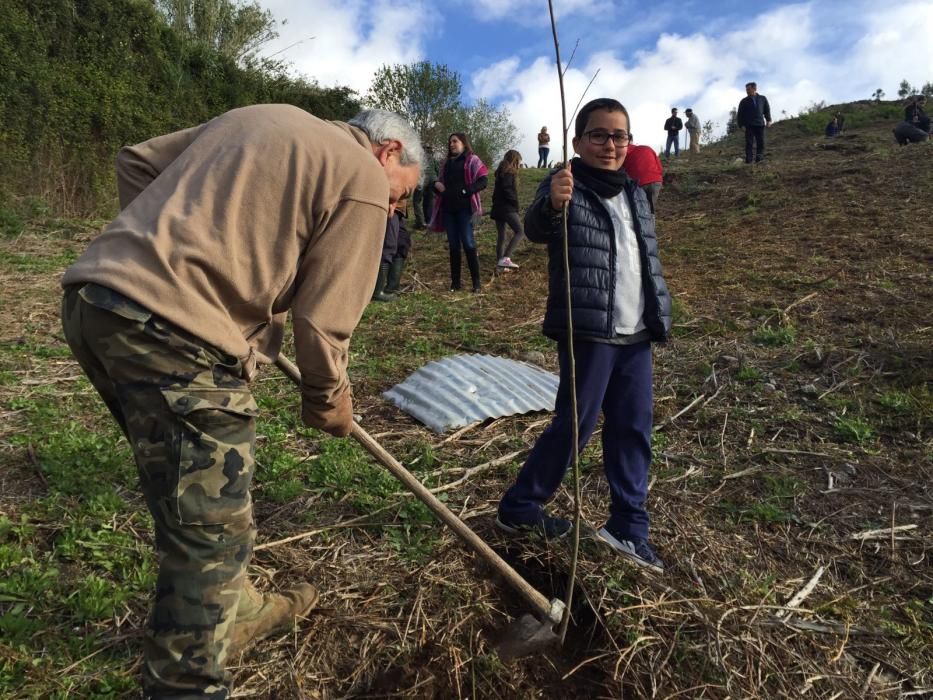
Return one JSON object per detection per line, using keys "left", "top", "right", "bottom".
{"left": 444, "top": 208, "right": 475, "bottom": 253}
{"left": 537, "top": 147, "right": 550, "bottom": 168}
{"left": 664, "top": 132, "right": 679, "bottom": 157}
{"left": 498, "top": 339, "right": 654, "bottom": 539}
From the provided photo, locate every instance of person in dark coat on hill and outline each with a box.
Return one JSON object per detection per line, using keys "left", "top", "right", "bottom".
{"left": 893, "top": 120, "right": 930, "bottom": 145}
{"left": 491, "top": 149, "right": 525, "bottom": 270}
{"left": 904, "top": 95, "right": 930, "bottom": 133}
{"left": 412, "top": 145, "right": 438, "bottom": 229}
{"left": 736, "top": 82, "right": 772, "bottom": 163}
{"left": 825, "top": 116, "right": 841, "bottom": 138}
{"left": 373, "top": 198, "right": 411, "bottom": 300}
{"left": 622, "top": 144, "right": 664, "bottom": 214}
{"left": 663, "top": 108, "right": 682, "bottom": 158}
{"left": 496, "top": 98, "right": 672, "bottom": 574}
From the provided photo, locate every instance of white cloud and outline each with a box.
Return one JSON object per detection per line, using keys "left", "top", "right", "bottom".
{"left": 256, "top": 0, "right": 933, "bottom": 166}
{"left": 259, "top": 0, "right": 434, "bottom": 94}
{"left": 472, "top": 58, "right": 522, "bottom": 100}
{"left": 471, "top": 0, "right": 612, "bottom": 24}
{"left": 471, "top": 1, "right": 933, "bottom": 163}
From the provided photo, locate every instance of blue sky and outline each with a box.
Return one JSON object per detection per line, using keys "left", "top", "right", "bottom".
{"left": 260, "top": 0, "right": 933, "bottom": 159}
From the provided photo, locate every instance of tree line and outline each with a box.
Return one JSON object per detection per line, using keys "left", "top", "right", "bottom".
{"left": 0, "top": 0, "right": 358, "bottom": 216}
{"left": 0, "top": 1, "right": 520, "bottom": 220}
{"left": 366, "top": 61, "right": 518, "bottom": 167}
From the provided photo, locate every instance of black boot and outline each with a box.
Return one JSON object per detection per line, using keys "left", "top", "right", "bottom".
{"left": 465, "top": 247, "right": 481, "bottom": 292}
{"left": 385, "top": 257, "right": 406, "bottom": 294}
{"left": 372, "top": 262, "right": 397, "bottom": 302}
{"left": 449, "top": 249, "right": 462, "bottom": 291}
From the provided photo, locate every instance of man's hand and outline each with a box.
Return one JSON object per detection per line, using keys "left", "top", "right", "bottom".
{"left": 549, "top": 166, "right": 574, "bottom": 211}
{"left": 434, "top": 181, "right": 446, "bottom": 193}
{"left": 302, "top": 391, "right": 353, "bottom": 437}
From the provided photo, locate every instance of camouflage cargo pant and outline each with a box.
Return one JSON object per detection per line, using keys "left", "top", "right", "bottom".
{"left": 62, "top": 283, "right": 257, "bottom": 699}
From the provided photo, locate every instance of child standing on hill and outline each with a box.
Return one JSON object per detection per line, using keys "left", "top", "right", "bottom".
{"left": 496, "top": 98, "right": 672, "bottom": 572}
{"left": 491, "top": 149, "right": 525, "bottom": 270}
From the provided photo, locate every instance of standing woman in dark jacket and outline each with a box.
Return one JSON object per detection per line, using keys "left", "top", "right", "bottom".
{"left": 491, "top": 149, "right": 524, "bottom": 270}
{"left": 430, "top": 133, "right": 489, "bottom": 292}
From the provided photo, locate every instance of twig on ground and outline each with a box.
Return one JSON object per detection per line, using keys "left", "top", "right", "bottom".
{"left": 778, "top": 565, "right": 825, "bottom": 618}
{"left": 394, "top": 450, "right": 524, "bottom": 496}
{"left": 655, "top": 394, "right": 706, "bottom": 431}
{"left": 722, "top": 466, "right": 762, "bottom": 481}
{"left": 850, "top": 524, "right": 917, "bottom": 541}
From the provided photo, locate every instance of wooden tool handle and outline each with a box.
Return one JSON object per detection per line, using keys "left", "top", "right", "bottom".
{"left": 274, "top": 355, "right": 558, "bottom": 622}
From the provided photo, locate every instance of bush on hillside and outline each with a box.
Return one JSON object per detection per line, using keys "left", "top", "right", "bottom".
{"left": 0, "top": 0, "right": 360, "bottom": 216}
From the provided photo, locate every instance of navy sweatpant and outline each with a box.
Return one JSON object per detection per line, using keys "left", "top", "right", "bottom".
{"left": 498, "top": 339, "right": 653, "bottom": 539}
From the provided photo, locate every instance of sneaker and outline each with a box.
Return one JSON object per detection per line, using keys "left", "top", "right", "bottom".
{"left": 596, "top": 526, "right": 664, "bottom": 573}
{"left": 495, "top": 513, "right": 572, "bottom": 539}
{"left": 497, "top": 257, "right": 520, "bottom": 270}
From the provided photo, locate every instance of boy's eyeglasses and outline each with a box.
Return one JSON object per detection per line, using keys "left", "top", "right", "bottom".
{"left": 584, "top": 130, "right": 631, "bottom": 146}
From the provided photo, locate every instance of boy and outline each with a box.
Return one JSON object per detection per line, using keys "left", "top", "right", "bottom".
{"left": 496, "top": 98, "right": 672, "bottom": 572}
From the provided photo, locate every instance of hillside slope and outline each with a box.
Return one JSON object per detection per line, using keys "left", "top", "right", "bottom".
{"left": 0, "top": 102, "right": 930, "bottom": 698}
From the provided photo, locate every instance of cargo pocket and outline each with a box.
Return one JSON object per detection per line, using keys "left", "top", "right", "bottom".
{"left": 161, "top": 387, "right": 259, "bottom": 526}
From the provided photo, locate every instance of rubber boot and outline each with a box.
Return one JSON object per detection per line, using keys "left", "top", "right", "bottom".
{"left": 384, "top": 257, "right": 406, "bottom": 294}
{"left": 229, "top": 579, "right": 320, "bottom": 654}
{"left": 465, "top": 247, "right": 481, "bottom": 293}
{"left": 372, "top": 261, "right": 397, "bottom": 302}
{"left": 449, "top": 249, "right": 462, "bottom": 291}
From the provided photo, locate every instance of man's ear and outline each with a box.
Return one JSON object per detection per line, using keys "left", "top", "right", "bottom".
{"left": 376, "top": 140, "right": 403, "bottom": 166}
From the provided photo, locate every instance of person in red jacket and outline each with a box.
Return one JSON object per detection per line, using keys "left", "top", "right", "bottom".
{"left": 622, "top": 144, "right": 663, "bottom": 213}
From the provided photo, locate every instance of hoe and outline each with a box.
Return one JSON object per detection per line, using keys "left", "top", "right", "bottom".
{"left": 275, "top": 355, "right": 564, "bottom": 659}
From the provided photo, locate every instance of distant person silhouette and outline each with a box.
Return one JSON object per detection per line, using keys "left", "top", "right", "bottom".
{"left": 537, "top": 126, "right": 551, "bottom": 168}
{"left": 737, "top": 82, "right": 772, "bottom": 163}
{"left": 663, "top": 108, "right": 682, "bottom": 158}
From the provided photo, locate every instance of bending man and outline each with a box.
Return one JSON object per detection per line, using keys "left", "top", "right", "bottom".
{"left": 60, "top": 105, "right": 422, "bottom": 699}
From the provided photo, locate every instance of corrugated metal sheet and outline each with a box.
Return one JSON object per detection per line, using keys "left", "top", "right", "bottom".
{"left": 383, "top": 354, "right": 559, "bottom": 433}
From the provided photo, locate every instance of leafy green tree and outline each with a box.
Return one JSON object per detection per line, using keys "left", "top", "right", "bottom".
{"left": 156, "top": 0, "right": 280, "bottom": 62}
{"left": 921, "top": 82, "right": 933, "bottom": 98}
{"left": 897, "top": 79, "right": 916, "bottom": 98}
{"left": 872, "top": 88, "right": 885, "bottom": 102}
{"left": 0, "top": 0, "right": 357, "bottom": 215}
{"left": 725, "top": 107, "right": 738, "bottom": 134}
{"left": 449, "top": 99, "right": 520, "bottom": 166}
{"left": 366, "top": 61, "right": 462, "bottom": 149}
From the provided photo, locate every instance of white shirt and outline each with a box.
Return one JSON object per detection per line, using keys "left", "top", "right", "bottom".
{"left": 602, "top": 192, "right": 646, "bottom": 336}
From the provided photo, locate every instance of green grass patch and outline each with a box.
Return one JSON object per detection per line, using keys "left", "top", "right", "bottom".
{"left": 877, "top": 390, "right": 915, "bottom": 413}
{"left": 0, "top": 249, "right": 78, "bottom": 274}
{"left": 737, "top": 365, "right": 763, "bottom": 382}
{"left": 833, "top": 416, "right": 874, "bottom": 444}
{"left": 753, "top": 325, "right": 796, "bottom": 346}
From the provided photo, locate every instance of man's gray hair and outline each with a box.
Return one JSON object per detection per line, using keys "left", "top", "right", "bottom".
{"left": 349, "top": 110, "right": 424, "bottom": 172}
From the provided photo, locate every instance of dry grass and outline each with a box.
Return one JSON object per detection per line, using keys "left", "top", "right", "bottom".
{"left": 0, "top": 108, "right": 930, "bottom": 698}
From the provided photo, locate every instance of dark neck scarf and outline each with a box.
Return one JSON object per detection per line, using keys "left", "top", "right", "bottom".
{"left": 570, "top": 157, "right": 629, "bottom": 198}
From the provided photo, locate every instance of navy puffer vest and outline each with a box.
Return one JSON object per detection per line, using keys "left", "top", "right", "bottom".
{"left": 524, "top": 173, "right": 672, "bottom": 342}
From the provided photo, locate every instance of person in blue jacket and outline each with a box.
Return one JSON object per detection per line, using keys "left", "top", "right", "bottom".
{"left": 495, "top": 98, "right": 672, "bottom": 573}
